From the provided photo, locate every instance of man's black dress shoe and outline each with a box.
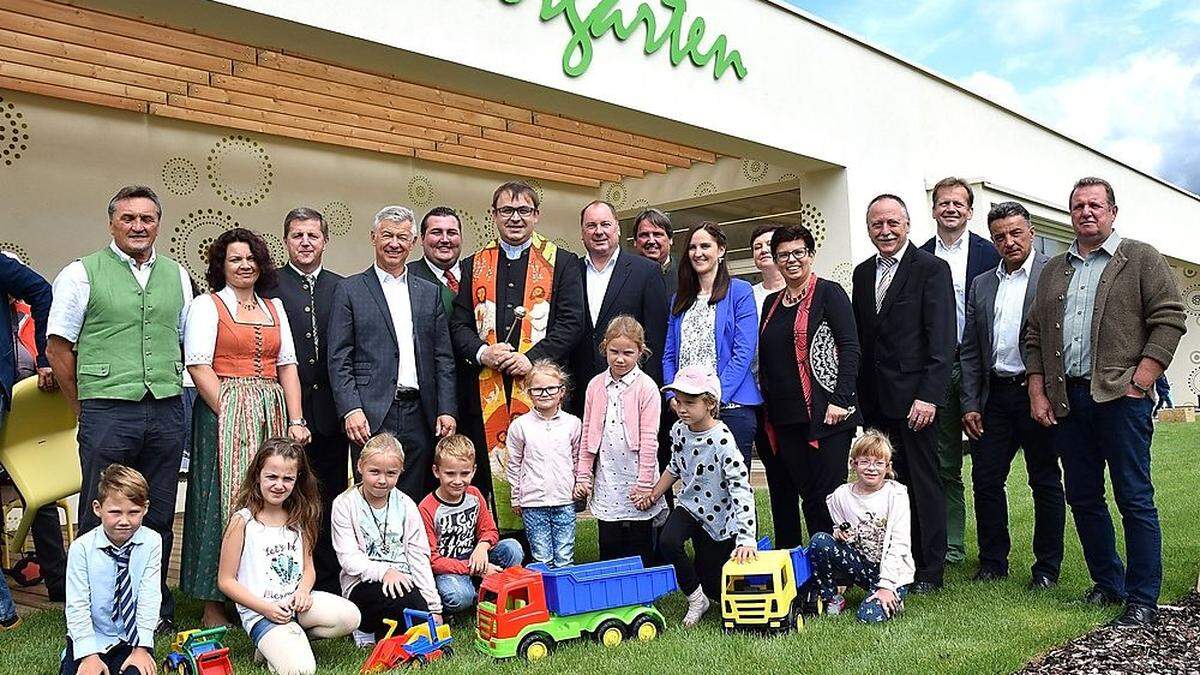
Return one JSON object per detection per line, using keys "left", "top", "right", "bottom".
{"left": 1110, "top": 603, "right": 1157, "bottom": 627}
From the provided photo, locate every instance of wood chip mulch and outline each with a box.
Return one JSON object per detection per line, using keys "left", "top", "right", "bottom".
{"left": 1020, "top": 593, "right": 1200, "bottom": 674}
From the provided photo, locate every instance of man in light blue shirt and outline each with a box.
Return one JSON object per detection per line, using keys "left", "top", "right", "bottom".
{"left": 1061, "top": 230, "right": 1121, "bottom": 377}
{"left": 62, "top": 465, "right": 161, "bottom": 675}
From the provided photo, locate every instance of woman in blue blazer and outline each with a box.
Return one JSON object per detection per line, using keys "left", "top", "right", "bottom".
{"left": 663, "top": 222, "right": 763, "bottom": 468}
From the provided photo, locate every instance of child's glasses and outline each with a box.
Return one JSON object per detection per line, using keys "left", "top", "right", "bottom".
{"left": 528, "top": 385, "right": 563, "bottom": 397}
{"left": 854, "top": 459, "right": 888, "bottom": 469}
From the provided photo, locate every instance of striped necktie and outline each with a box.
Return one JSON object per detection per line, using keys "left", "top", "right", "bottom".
{"left": 103, "top": 542, "right": 139, "bottom": 645}
{"left": 876, "top": 256, "right": 898, "bottom": 313}
{"left": 303, "top": 275, "right": 319, "bottom": 353}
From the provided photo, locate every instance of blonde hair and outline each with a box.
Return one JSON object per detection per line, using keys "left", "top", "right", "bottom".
{"left": 96, "top": 464, "right": 150, "bottom": 507}
{"left": 526, "top": 359, "right": 571, "bottom": 393}
{"left": 599, "top": 315, "right": 651, "bottom": 362}
{"left": 434, "top": 434, "right": 476, "bottom": 466}
{"left": 359, "top": 433, "right": 405, "bottom": 468}
{"left": 850, "top": 430, "right": 895, "bottom": 478}
{"left": 672, "top": 391, "right": 720, "bottom": 420}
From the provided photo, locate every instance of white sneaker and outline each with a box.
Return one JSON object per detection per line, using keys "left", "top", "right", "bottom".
{"left": 352, "top": 629, "right": 377, "bottom": 648}
{"left": 682, "top": 587, "right": 711, "bottom": 627}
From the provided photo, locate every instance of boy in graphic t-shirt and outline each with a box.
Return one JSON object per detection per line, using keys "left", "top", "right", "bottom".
{"left": 419, "top": 435, "right": 523, "bottom": 615}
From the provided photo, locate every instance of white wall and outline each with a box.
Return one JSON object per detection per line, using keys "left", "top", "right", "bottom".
{"left": 208, "top": 0, "right": 1200, "bottom": 266}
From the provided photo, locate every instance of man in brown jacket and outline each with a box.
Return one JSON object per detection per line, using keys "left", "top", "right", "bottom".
{"left": 1026, "top": 177, "right": 1186, "bottom": 627}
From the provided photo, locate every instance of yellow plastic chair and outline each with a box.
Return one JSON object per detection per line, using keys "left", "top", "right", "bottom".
{"left": 0, "top": 377, "right": 81, "bottom": 565}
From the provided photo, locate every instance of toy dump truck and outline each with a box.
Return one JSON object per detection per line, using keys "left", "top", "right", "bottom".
{"left": 476, "top": 556, "right": 678, "bottom": 660}
{"left": 360, "top": 608, "right": 453, "bottom": 672}
{"left": 161, "top": 626, "right": 234, "bottom": 675}
{"left": 721, "top": 536, "right": 818, "bottom": 631}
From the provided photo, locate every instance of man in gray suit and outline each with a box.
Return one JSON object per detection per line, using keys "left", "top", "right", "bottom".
{"left": 960, "top": 201, "right": 1064, "bottom": 589}
{"left": 328, "top": 205, "right": 457, "bottom": 501}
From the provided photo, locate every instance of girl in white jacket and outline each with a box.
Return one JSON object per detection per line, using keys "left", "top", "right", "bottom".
{"left": 331, "top": 433, "right": 441, "bottom": 645}
{"left": 809, "top": 430, "right": 915, "bottom": 622}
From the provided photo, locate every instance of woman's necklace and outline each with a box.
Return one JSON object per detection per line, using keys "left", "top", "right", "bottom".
{"left": 781, "top": 283, "right": 808, "bottom": 306}
{"left": 361, "top": 488, "right": 393, "bottom": 557}
{"left": 237, "top": 295, "right": 258, "bottom": 312}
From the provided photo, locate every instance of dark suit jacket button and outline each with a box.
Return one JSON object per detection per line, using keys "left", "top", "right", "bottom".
{"left": 304, "top": 306, "right": 311, "bottom": 313}
{"left": 312, "top": 384, "right": 319, "bottom": 390}
{"left": 306, "top": 332, "right": 312, "bottom": 339}
{"left": 308, "top": 358, "right": 316, "bottom": 365}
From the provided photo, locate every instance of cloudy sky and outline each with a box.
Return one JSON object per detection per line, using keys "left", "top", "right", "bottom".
{"left": 785, "top": 0, "right": 1200, "bottom": 195}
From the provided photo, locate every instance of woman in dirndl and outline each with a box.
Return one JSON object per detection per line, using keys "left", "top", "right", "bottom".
{"left": 757, "top": 223, "right": 862, "bottom": 550}
{"left": 181, "top": 228, "right": 310, "bottom": 627}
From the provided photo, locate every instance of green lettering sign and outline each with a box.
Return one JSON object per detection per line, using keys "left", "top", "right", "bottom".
{"left": 502, "top": 0, "right": 748, "bottom": 81}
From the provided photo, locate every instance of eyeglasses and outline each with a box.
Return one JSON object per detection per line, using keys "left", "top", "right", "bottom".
{"left": 495, "top": 206, "right": 537, "bottom": 219}
{"left": 773, "top": 249, "right": 811, "bottom": 262}
{"left": 528, "top": 385, "right": 563, "bottom": 397}
{"left": 854, "top": 459, "right": 888, "bottom": 469}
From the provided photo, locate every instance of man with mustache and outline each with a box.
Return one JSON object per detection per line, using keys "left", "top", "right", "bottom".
{"left": 327, "top": 206, "right": 457, "bottom": 502}
{"left": 265, "top": 207, "right": 346, "bottom": 594}
{"left": 569, "top": 199, "right": 668, "bottom": 415}
{"left": 919, "top": 177, "right": 1000, "bottom": 565}
{"left": 852, "top": 193, "right": 956, "bottom": 594}
{"left": 633, "top": 208, "right": 677, "bottom": 299}
{"left": 45, "top": 185, "right": 194, "bottom": 634}
{"left": 1026, "top": 177, "right": 1186, "bottom": 627}
{"left": 449, "top": 181, "right": 584, "bottom": 530}
{"left": 959, "top": 202, "right": 1063, "bottom": 589}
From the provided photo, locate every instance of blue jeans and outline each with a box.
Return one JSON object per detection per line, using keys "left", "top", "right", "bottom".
{"left": 521, "top": 505, "right": 576, "bottom": 568}
{"left": 1057, "top": 384, "right": 1160, "bottom": 607}
{"left": 808, "top": 532, "right": 908, "bottom": 623}
{"left": 435, "top": 538, "right": 523, "bottom": 614}
{"left": 721, "top": 405, "right": 758, "bottom": 471}
{"left": 0, "top": 573, "right": 15, "bottom": 623}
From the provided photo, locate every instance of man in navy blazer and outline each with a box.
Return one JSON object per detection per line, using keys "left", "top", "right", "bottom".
{"left": 919, "top": 177, "right": 1002, "bottom": 565}
{"left": 327, "top": 206, "right": 457, "bottom": 502}
{"left": 959, "top": 201, "right": 1064, "bottom": 588}
{"left": 0, "top": 253, "right": 53, "bottom": 411}
{"left": 853, "top": 193, "right": 956, "bottom": 592}
{"left": 569, "top": 200, "right": 668, "bottom": 415}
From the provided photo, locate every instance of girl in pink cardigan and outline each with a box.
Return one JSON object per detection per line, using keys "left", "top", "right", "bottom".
{"left": 574, "top": 316, "right": 666, "bottom": 564}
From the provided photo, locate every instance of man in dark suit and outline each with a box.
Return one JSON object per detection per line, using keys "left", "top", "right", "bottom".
{"left": 450, "top": 181, "right": 584, "bottom": 528}
{"left": 265, "top": 207, "right": 346, "bottom": 594}
{"left": 408, "top": 206, "right": 467, "bottom": 315}
{"left": 570, "top": 200, "right": 668, "bottom": 415}
{"left": 328, "top": 206, "right": 457, "bottom": 502}
{"left": 852, "top": 193, "right": 956, "bottom": 592}
{"left": 632, "top": 208, "right": 677, "bottom": 299}
{"left": 919, "top": 177, "right": 1002, "bottom": 565}
{"left": 959, "top": 201, "right": 1063, "bottom": 588}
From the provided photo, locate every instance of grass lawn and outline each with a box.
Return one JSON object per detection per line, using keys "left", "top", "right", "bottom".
{"left": 3, "top": 424, "right": 1198, "bottom": 675}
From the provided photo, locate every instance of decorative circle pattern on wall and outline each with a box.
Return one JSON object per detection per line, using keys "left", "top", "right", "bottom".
{"left": 161, "top": 157, "right": 199, "bottom": 196}
{"left": 460, "top": 210, "right": 496, "bottom": 247}
{"left": 800, "top": 203, "right": 828, "bottom": 250}
{"left": 694, "top": 181, "right": 717, "bottom": 198}
{"left": 741, "top": 159, "right": 769, "bottom": 182}
{"left": 0, "top": 96, "right": 29, "bottom": 167}
{"left": 262, "top": 232, "right": 286, "bottom": 270}
{"left": 322, "top": 200, "right": 353, "bottom": 237}
{"left": 207, "top": 135, "right": 273, "bottom": 208}
{"left": 1182, "top": 284, "right": 1200, "bottom": 318}
{"left": 1190, "top": 366, "right": 1200, "bottom": 397}
{"left": 407, "top": 175, "right": 434, "bottom": 208}
{"left": 526, "top": 179, "right": 546, "bottom": 205}
{"left": 832, "top": 262, "right": 853, "bottom": 291}
{"left": 0, "top": 241, "right": 31, "bottom": 263}
{"left": 1189, "top": 350, "right": 1200, "bottom": 365}
{"left": 630, "top": 198, "right": 650, "bottom": 210}
{"left": 603, "top": 182, "right": 628, "bottom": 208}
{"left": 1183, "top": 266, "right": 1197, "bottom": 278}
{"left": 170, "top": 208, "right": 240, "bottom": 284}
{"left": 778, "top": 172, "right": 800, "bottom": 183}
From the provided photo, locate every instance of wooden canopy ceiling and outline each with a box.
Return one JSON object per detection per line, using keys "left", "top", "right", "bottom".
{"left": 0, "top": 0, "right": 718, "bottom": 187}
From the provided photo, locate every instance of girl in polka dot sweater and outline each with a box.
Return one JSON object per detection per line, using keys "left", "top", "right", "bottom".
{"left": 637, "top": 365, "right": 757, "bottom": 627}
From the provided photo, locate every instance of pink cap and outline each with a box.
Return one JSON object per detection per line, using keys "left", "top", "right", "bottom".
{"left": 662, "top": 365, "right": 721, "bottom": 401}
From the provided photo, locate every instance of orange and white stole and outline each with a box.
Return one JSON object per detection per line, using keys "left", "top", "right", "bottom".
{"left": 471, "top": 233, "right": 557, "bottom": 530}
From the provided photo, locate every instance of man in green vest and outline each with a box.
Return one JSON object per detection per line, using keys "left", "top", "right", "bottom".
{"left": 46, "top": 185, "right": 193, "bottom": 634}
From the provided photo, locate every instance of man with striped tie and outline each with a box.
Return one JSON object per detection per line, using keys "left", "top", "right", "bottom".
{"left": 61, "top": 465, "right": 161, "bottom": 675}
{"left": 852, "top": 194, "right": 957, "bottom": 594}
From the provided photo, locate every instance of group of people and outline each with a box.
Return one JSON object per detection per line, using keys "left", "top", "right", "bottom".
{"left": 0, "top": 173, "right": 1186, "bottom": 674}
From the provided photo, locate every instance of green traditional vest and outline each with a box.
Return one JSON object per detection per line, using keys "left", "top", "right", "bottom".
{"left": 76, "top": 248, "right": 185, "bottom": 401}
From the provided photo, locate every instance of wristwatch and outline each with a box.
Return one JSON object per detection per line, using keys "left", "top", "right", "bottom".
{"left": 1130, "top": 380, "right": 1151, "bottom": 396}
{"left": 288, "top": 418, "right": 308, "bottom": 427}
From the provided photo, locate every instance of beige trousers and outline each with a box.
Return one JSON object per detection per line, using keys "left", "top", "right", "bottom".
{"left": 256, "top": 590, "right": 361, "bottom": 675}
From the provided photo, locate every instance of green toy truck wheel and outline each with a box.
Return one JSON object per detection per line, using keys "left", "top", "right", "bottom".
{"left": 518, "top": 632, "right": 555, "bottom": 661}
{"left": 630, "top": 614, "right": 661, "bottom": 642}
{"left": 595, "top": 618, "right": 626, "bottom": 647}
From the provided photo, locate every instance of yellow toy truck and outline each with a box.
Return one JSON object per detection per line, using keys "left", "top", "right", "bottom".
{"left": 721, "top": 536, "right": 818, "bottom": 632}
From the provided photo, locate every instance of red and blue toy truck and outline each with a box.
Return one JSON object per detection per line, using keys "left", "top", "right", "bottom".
{"left": 475, "top": 556, "right": 678, "bottom": 660}
{"left": 359, "top": 608, "right": 453, "bottom": 672}
{"left": 161, "top": 626, "right": 234, "bottom": 675}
